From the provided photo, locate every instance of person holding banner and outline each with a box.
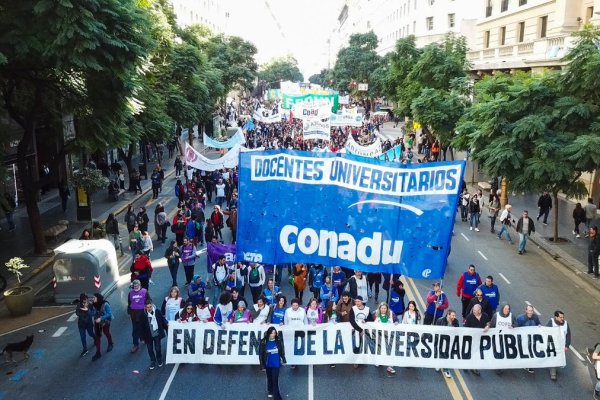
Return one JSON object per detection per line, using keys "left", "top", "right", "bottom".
{"left": 374, "top": 302, "right": 397, "bottom": 376}
{"left": 464, "top": 304, "right": 490, "bottom": 376}
{"left": 268, "top": 295, "right": 287, "bottom": 325}
{"left": 262, "top": 279, "right": 281, "bottom": 307}
{"left": 252, "top": 296, "right": 271, "bottom": 324}
{"left": 517, "top": 304, "right": 542, "bottom": 374}
{"left": 161, "top": 286, "right": 183, "bottom": 322}
{"left": 388, "top": 281, "right": 406, "bottom": 322}
{"left": 424, "top": 283, "right": 449, "bottom": 325}
{"left": 214, "top": 292, "right": 233, "bottom": 327}
{"left": 349, "top": 296, "right": 373, "bottom": 369}
{"left": 456, "top": 264, "right": 482, "bottom": 321}
{"left": 546, "top": 310, "right": 571, "bottom": 381}
{"left": 229, "top": 300, "right": 252, "bottom": 323}
{"left": 435, "top": 309, "right": 460, "bottom": 378}
{"left": 304, "top": 298, "right": 324, "bottom": 325}
{"left": 259, "top": 326, "right": 286, "bottom": 400}
{"left": 401, "top": 300, "right": 421, "bottom": 325}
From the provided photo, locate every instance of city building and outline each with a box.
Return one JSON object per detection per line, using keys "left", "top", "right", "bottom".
{"left": 168, "top": 0, "right": 230, "bottom": 33}
{"left": 469, "top": 0, "right": 600, "bottom": 73}
{"left": 328, "top": 0, "right": 479, "bottom": 63}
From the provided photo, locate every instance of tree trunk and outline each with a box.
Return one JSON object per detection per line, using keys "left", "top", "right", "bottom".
{"left": 552, "top": 191, "right": 559, "bottom": 242}
{"left": 118, "top": 143, "right": 135, "bottom": 192}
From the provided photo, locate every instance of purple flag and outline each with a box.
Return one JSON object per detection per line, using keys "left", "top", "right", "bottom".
{"left": 207, "top": 242, "right": 237, "bottom": 273}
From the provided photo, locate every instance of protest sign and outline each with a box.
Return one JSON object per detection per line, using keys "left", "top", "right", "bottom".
{"left": 282, "top": 94, "right": 339, "bottom": 113}
{"left": 292, "top": 100, "right": 332, "bottom": 120}
{"left": 302, "top": 118, "right": 331, "bottom": 141}
{"left": 203, "top": 129, "right": 245, "bottom": 149}
{"left": 344, "top": 135, "right": 383, "bottom": 157}
{"left": 166, "top": 322, "right": 566, "bottom": 370}
{"left": 330, "top": 113, "right": 364, "bottom": 127}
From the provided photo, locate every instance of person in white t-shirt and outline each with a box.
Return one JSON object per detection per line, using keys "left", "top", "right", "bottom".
{"left": 215, "top": 179, "right": 226, "bottom": 207}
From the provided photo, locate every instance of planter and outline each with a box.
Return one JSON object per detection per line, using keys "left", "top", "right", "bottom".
{"left": 4, "top": 286, "right": 35, "bottom": 317}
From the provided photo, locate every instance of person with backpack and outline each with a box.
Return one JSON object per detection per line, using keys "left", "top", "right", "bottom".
{"left": 248, "top": 263, "right": 266, "bottom": 304}
{"left": 124, "top": 204, "right": 137, "bottom": 233}
{"left": 211, "top": 256, "right": 228, "bottom": 305}
{"left": 172, "top": 209, "right": 187, "bottom": 246}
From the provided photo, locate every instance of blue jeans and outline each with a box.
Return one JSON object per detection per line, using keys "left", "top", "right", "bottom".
{"left": 469, "top": 213, "right": 479, "bottom": 228}
{"left": 79, "top": 323, "right": 95, "bottom": 351}
{"left": 497, "top": 224, "right": 512, "bottom": 242}
{"left": 518, "top": 233, "right": 529, "bottom": 252}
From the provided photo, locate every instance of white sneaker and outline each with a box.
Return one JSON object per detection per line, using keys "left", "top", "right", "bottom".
{"left": 470, "top": 227, "right": 473, "bottom": 230}
{"left": 475, "top": 228, "right": 480, "bottom": 232}
{"left": 576, "top": 234, "right": 581, "bottom": 238}
{"left": 573, "top": 230, "right": 576, "bottom": 235}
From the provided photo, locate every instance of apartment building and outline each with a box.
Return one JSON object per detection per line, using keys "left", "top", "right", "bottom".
{"left": 469, "top": 0, "right": 600, "bottom": 73}
{"left": 168, "top": 0, "right": 230, "bottom": 33}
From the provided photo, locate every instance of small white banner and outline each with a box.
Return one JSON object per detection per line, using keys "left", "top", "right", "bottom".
{"left": 303, "top": 118, "right": 331, "bottom": 141}
{"left": 166, "top": 322, "right": 566, "bottom": 369}
{"left": 330, "top": 113, "right": 364, "bottom": 127}
{"left": 253, "top": 109, "right": 282, "bottom": 124}
{"left": 292, "top": 100, "right": 332, "bottom": 120}
{"left": 345, "top": 134, "right": 382, "bottom": 157}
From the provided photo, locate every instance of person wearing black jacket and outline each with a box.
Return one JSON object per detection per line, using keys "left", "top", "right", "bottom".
{"left": 105, "top": 213, "right": 123, "bottom": 256}
{"left": 588, "top": 226, "right": 600, "bottom": 277}
{"left": 259, "top": 326, "right": 286, "bottom": 400}
{"left": 537, "top": 192, "right": 552, "bottom": 225}
{"left": 140, "top": 300, "right": 169, "bottom": 370}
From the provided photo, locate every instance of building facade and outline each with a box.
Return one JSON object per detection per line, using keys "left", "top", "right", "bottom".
{"left": 168, "top": 0, "right": 230, "bottom": 33}
{"left": 469, "top": 0, "right": 600, "bottom": 73}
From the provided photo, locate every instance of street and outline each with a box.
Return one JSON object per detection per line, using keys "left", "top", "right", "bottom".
{"left": 0, "top": 127, "right": 598, "bottom": 400}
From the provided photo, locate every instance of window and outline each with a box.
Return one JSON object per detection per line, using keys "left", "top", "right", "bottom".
{"left": 586, "top": 7, "right": 594, "bottom": 23}
{"left": 539, "top": 15, "right": 548, "bottom": 38}
{"left": 428, "top": 0, "right": 435, "bottom": 5}
{"left": 448, "top": 13, "right": 455, "bottom": 28}
{"left": 501, "top": 0, "right": 509, "bottom": 12}
{"left": 519, "top": 0, "right": 527, "bottom": 5}
{"left": 517, "top": 21, "right": 525, "bottom": 42}
{"left": 413, "top": 21, "right": 416, "bottom": 33}
{"left": 499, "top": 26, "right": 506, "bottom": 45}
{"left": 484, "top": 30, "right": 490, "bottom": 48}
{"left": 426, "top": 17, "right": 434, "bottom": 31}
{"left": 486, "top": 0, "right": 493, "bottom": 17}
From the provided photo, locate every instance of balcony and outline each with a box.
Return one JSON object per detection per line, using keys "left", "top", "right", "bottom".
{"left": 468, "top": 35, "right": 574, "bottom": 70}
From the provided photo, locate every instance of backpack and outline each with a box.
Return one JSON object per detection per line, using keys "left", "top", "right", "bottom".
{"left": 249, "top": 267, "right": 260, "bottom": 284}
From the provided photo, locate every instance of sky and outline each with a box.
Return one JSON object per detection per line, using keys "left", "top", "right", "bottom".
{"left": 228, "top": 0, "right": 344, "bottom": 80}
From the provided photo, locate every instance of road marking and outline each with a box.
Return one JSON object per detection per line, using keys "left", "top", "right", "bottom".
{"left": 498, "top": 273, "right": 511, "bottom": 285}
{"left": 454, "top": 370, "right": 474, "bottom": 400}
{"left": 308, "top": 364, "right": 314, "bottom": 400}
{"left": 159, "top": 363, "right": 179, "bottom": 400}
{"left": 477, "top": 251, "right": 488, "bottom": 261}
{"left": 52, "top": 327, "right": 67, "bottom": 337}
{"left": 460, "top": 233, "right": 470, "bottom": 242}
{"left": 524, "top": 301, "right": 541, "bottom": 315}
{"left": 67, "top": 313, "right": 77, "bottom": 322}
{"left": 570, "top": 345, "right": 585, "bottom": 362}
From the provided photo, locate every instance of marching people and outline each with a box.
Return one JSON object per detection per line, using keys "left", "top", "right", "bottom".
{"left": 456, "top": 264, "right": 482, "bottom": 320}
{"left": 343, "top": 270, "right": 368, "bottom": 301}
{"left": 293, "top": 263, "right": 308, "bottom": 303}
{"left": 388, "top": 280, "right": 406, "bottom": 322}
{"left": 515, "top": 210, "right": 535, "bottom": 255}
{"left": 130, "top": 251, "right": 153, "bottom": 290}
{"left": 308, "top": 264, "right": 326, "bottom": 302}
{"left": 164, "top": 240, "right": 181, "bottom": 287}
{"left": 517, "top": 304, "right": 542, "bottom": 374}
{"left": 488, "top": 190, "right": 501, "bottom": 233}
{"left": 497, "top": 204, "right": 514, "bottom": 244}
{"left": 465, "top": 288, "right": 493, "bottom": 318}
{"left": 178, "top": 301, "right": 199, "bottom": 322}
{"left": 259, "top": 326, "right": 286, "bottom": 400}
{"left": 468, "top": 193, "right": 481, "bottom": 231}
{"left": 401, "top": 300, "right": 421, "bottom": 324}
{"left": 573, "top": 202, "right": 586, "bottom": 239}
{"left": 435, "top": 309, "right": 460, "bottom": 378}
{"left": 304, "top": 298, "right": 323, "bottom": 325}
{"left": 229, "top": 299, "right": 252, "bottom": 323}
{"left": 546, "top": 310, "right": 571, "bottom": 381}
{"left": 263, "top": 278, "right": 281, "bottom": 307}
{"left": 180, "top": 237, "right": 197, "bottom": 285}
{"left": 188, "top": 274, "right": 206, "bottom": 306}
{"left": 248, "top": 263, "right": 266, "bottom": 304}
{"left": 424, "top": 282, "right": 448, "bottom": 325}
{"left": 478, "top": 275, "right": 500, "bottom": 313}
{"left": 252, "top": 296, "right": 271, "bottom": 324}
{"left": 161, "top": 286, "right": 183, "bottom": 322}
{"left": 268, "top": 295, "right": 288, "bottom": 325}
{"left": 127, "top": 280, "right": 149, "bottom": 354}
{"left": 105, "top": 213, "right": 123, "bottom": 256}
{"left": 141, "top": 299, "right": 168, "bottom": 370}
{"left": 76, "top": 293, "right": 96, "bottom": 357}
{"left": 91, "top": 292, "right": 114, "bottom": 362}
{"left": 195, "top": 298, "right": 215, "bottom": 322}
{"left": 319, "top": 276, "right": 338, "bottom": 311}
{"left": 373, "top": 302, "right": 397, "bottom": 376}
{"left": 464, "top": 304, "right": 490, "bottom": 376}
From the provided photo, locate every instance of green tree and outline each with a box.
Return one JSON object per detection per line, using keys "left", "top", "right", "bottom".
{"left": 0, "top": 0, "right": 154, "bottom": 253}
{"left": 332, "top": 31, "right": 381, "bottom": 95}
{"left": 258, "top": 55, "right": 304, "bottom": 84}
{"left": 308, "top": 68, "right": 334, "bottom": 87}
{"left": 386, "top": 36, "right": 422, "bottom": 117}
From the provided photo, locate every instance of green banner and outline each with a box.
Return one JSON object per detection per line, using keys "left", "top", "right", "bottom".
{"left": 282, "top": 94, "right": 339, "bottom": 112}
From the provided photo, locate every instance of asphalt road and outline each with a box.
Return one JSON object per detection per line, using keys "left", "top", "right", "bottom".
{"left": 1, "top": 132, "right": 599, "bottom": 399}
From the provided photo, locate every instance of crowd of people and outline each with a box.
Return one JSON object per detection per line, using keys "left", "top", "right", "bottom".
{"left": 69, "top": 97, "right": 588, "bottom": 399}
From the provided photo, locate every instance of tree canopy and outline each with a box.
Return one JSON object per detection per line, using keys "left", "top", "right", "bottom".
{"left": 332, "top": 31, "right": 381, "bottom": 96}
{"left": 258, "top": 55, "right": 304, "bottom": 84}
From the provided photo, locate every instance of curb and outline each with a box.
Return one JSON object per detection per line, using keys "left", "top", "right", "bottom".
{"left": 24, "top": 168, "right": 176, "bottom": 284}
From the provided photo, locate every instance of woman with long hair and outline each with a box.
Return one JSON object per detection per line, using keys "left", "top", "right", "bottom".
{"left": 164, "top": 240, "right": 181, "bottom": 287}
{"left": 161, "top": 286, "right": 183, "bottom": 322}
{"left": 401, "top": 300, "right": 421, "bottom": 325}
{"left": 91, "top": 293, "right": 114, "bottom": 362}
{"left": 374, "top": 302, "right": 397, "bottom": 375}
{"left": 259, "top": 326, "right": 286, "bottom": 400}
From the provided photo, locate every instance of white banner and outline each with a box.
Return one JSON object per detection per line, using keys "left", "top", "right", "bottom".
{"left": 292, "top": 100, "right": 332, "bottom": 120}
{"left": 253, "top": 109, "right": 282, "bottom": 124}
{"left": 203, "top": 128, "right": 245, "bottom": 149}
{"left": 345, "top": 134, "right": 382, "bottom": 157}
{"left": 358, "top": 83, "right": 369, "bottom": 91}
{"left": 303, "top": 118, "right": 331, "bottom": 141}
{"left": 330, "top": 113, "right": 364, "bottom": 127}
{"left": 339, "top": 95, "right": 350, "bottom": 105}
{"left": 166, "top": 322, "right": 565, "bottom": 369}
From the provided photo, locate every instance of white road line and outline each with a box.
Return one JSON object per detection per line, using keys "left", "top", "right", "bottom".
{"left": 570, "top": 346, "right": 585, "bottom": 362}
{"left": 159, "top": 363, "right": 180, "bottom": 400}
{"left": 67, "top": 313, "right": 77, "bottom": 322}
{"left": 308, "top": 364, "right": 314, "bottom": 400}
{"left": 477, "top": 251, "right": 488, "bottom": 261}
{"left": 524, "top": 301, "right": 541, "bottom": 316}
{"left": 498, "top": 273, "right": 511, "bottom": 285}
{"left": 460, "top": 233, "right": 470, "bottom": 242}
{"left": 52, "top": 327, "right": 68, "bottom": 337}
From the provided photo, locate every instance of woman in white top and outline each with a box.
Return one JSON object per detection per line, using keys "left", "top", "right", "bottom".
{"left": 161, "top": 286, "right": 183, "bottom": 322}
{"left": 304, "top": 298, "right": 323, "bottom": 325}
{"left": 141, "top": 231, "right": 153, "bottom": 256}
{"left": 401, "top": 300, "right": 421, "bottom": 325}
{"left": 374, "top": 302, "right": 397, "bottom": 375}
{"left": 195, "top": 298, "right": 215, "bottom": 322}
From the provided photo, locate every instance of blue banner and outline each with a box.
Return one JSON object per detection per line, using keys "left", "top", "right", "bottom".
{"left": 203, "top": 129, "right": 245, "bottom": 149}
{"left": 378, "top": 145, "right": 404, "bottom": 162}
{"left": 236, "top": 151, "right": 465, "bottom": 279}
